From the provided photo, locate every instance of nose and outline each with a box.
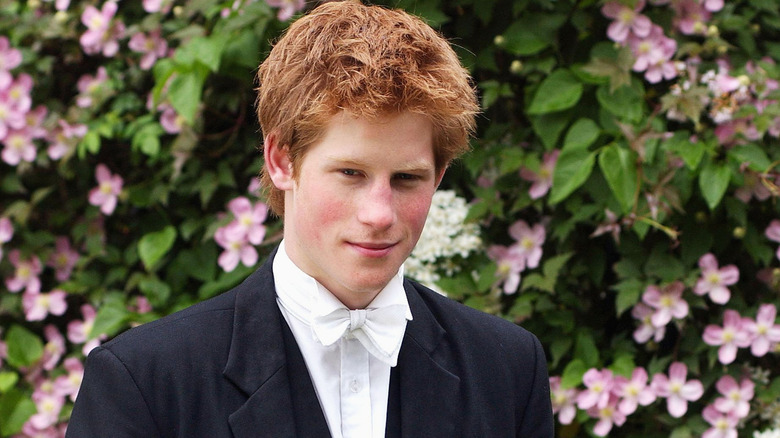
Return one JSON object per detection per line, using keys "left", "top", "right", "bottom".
{"left": 357, "top": 181, "right": 396, "bottom": 229}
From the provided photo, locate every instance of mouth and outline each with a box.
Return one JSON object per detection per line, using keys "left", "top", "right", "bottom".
{"left": 348, "top": 241, "right": 398, "bottom": 258}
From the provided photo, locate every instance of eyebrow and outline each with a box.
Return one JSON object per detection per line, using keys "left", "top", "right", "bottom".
{"left": 326, "top": 156, "right": 436, "bottom": 175}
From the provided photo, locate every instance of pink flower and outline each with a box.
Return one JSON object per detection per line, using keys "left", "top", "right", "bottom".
{"left": 650, "top": 362, "right": 703, "bottom": 418}
{"left": 632, "top": 302, "right": 666, "bottom": 343}
{"left": 641, "top": 282, "right": 689, "bottom": 327}
{"left": 601, "top": 0, "right": 652, "bottom": 43}
{"left": 5, "top": 250, "right": 42, "bottom": 293}
{"left": 0, "top": 91, "right": 27, "bottom": 142}
{"left": 214, "top": 221, "right": 258, "bottom": 272}
{"left": 591, "top": 209, "right": 622, "bottom": 243}
{"left": 0, "top": 216, "right": 12, "bottom": 261}
{"left": 508, "top": 220, "right": 545, "bottom": 269}
{"left": 613, "top": 367, "right": 657, "bottom": 415}
{"left": 673, "top": 0, "right": 712, "bottom": 35}
{"left": 1, "top": 128, "right": 36, "bottom": 165}
{"left": 227, "top": 197, "right": 269, "bottom": 245}
{"left": 67, "top": 304, "right": 97, "bottom": 344}
{"left": 80, "top": 1, "right": 125, "bottom": 57}
{"left": 487, "top": 244, "right": 525, "bottom": 294}
{"left": 577, "top": 368, "right": 614, "bottom": 410}
{"left": 47, "top": 236, "right": 80, "bottom": 282}
{"left": 0, "top": 36, "right": 22, "bottom": 88}
{"left": 159, "top": 103, "right": 184, "bottom": 133}
{"left": 701, "top": 0, "right": 724, "bottom": 12}
{"left": 743, "top": 304, "right": 780, "bottom": 357}
{"left": 88, "top": 163, "right": 123, "bottom": 215}
{"left": 628, "top": 25, "right": 678, "bottom": 83}
{"left": 41, "top": 325, "right": 65, "bottom": 371}
{"left": 76, "top": 66, "right": 109, "bottom": 108}
{"left": 735, "top": 171, "right": 772, "bottom": 203}
{"left": 519, "top": 150, "right": 559, "bottom": 199}
{"left": 703, "top": 310, "right": 752, "bottom": 364}
{"left": 143, "top": 0, "right": 173, "bottom": 14}
{"left": 22, "top": 289, "right": 68, "bottom": 321}
{"left": 693, "top": 253, "right": 739, "bottom": 304}
{"left": 265, "top": 0, "right": 305, "bottom": 21}
{"left": 702, "top": 405, "right": 739, "bottom": 438}
{"left": 765, "top": 220, "right": 780, "bottom": 261}
{"left": 54, "top": 357, "right": 84, "bottom": 402}
{"left": 47, "top": 120, "right": 88, "bottom": 160}
{"left": 128, "top": 29, "right": 168, "bottom": 70}
{"left": 713, "top": 375, "right": 753, "bottom": 418}
{"left": 587, "top": 393, "right": 626, "bottom": 437}
{"left": 29, "top": 380, "right": 65, "bottom": 430}
{"left": 550, "top": 376, "right": 579, "bottom": 425}
{"left": 68, "top": 304, "right": 107, "bottom": 355}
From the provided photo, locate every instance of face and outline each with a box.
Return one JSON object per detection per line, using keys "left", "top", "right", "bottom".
{"left": 268, "top": 111, "right": 440, "bottom": 309}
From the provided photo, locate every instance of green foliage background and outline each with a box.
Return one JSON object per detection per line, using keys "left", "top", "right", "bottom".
{"left": 1, "top": 0, "right": 780, "bottom": 436}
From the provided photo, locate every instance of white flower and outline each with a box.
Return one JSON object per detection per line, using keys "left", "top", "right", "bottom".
{"left": 754, "top": 428, "right": 780, "bottom": 438}
{"left": 405, "top": 191, "right": 482, "bottom": 293}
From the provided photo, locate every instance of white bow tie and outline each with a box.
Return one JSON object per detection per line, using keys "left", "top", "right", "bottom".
{"left": 312, "top": 304, "right": 409, "bottom": 366}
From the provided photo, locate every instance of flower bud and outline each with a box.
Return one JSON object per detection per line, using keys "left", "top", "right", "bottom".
{"left": 494, "top": 35, "right": 505, "bottom": 46}
{"left": 733, "top": 227, "right": 746, "bottom": 239}
{"left": 510, "top": 60, "right": 523, "bottom": 74}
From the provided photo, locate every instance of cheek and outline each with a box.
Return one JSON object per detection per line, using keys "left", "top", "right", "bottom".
{"left": 299, "top": 188, "right": 349, "bottom": 237}
{"left": 400, "top": 195, "right": 433, "bottom": 234}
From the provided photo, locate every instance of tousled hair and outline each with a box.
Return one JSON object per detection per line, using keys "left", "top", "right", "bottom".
{"left": 256, "top": 0, "right": 479, "bottom": 215}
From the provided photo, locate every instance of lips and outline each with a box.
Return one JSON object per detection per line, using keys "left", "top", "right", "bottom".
{"left": 348, "top": 241, "right": 397, "bottom": 258}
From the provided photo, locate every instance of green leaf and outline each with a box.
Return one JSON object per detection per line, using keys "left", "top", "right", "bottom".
{"left": 529, "top": 111, "right": 572, "bottom": 149}
{"left": 728, "top": 144, "right": 772, "bottom": 172}
{"left": 614, "top": 278, "right": 643, "bottom": 316}
{"left": 0, "top": 389, "right": 36, "bottom": 436}
{"left": 550, "top": 150, "right": 597, "bottom": 204}
{"left": 522, "top": 252, "right": 572, "bottom": 293}
{"left": 4, "top": 325, "right": 43, "bottom": 368}
{"left": 168, "top": 66, "right": 208, "bottom": 125}
{"left": 549, "top": 336, "right": 573, "bottom": 369}
{"left": 575, "top": 331, "right": 600, "bottom": 367}
{"left": 596, "top": 84, "right": 643, "bottom": 123}
{"left": 138, "top": 226, "right": 178, "bottom": 270}
{"left": 501, "top": 13, "right": 566, "bottom": 56}
{"left": 609, "top": 355, "right": 636, "bottom": 377}
{"left": 139, "top": 275, "right": 173, "bottom": 308}
{"left": 699, "top": 159, "right": 731, "bottom": 210}
{"left": 92, "top": 301, "right": 130, "bottom": 338}
{"left": 132, "top": 123, "right": 164, "bottom": 158}
{"left": 0, "top": 372, "right": 18, "bottom": 393}
{"left": 527, "top": 69, "right": 583, "bottom": 115}
{"left": 598, "top": 144, "right": 638, "bottom": 214}
{"left": 561, "top": 358, "right": 587, "bottom": 389}
{"left": 663, "top": 131, "right": 705, "bottom": 170}
{"left": 563, "top": 118, "right": 601, "bottom": 151}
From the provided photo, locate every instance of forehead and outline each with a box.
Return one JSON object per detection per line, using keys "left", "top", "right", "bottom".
{"left": 304, "top": 111, "right": 436, "bottom": 168}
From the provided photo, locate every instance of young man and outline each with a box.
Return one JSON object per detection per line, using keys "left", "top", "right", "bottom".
{"left": 67, "top": 1, "right": 554, "bottom": 437}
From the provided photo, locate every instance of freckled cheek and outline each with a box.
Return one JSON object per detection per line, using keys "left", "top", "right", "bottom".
{"left": 401, "top": 196, "right": 433, "bottom": 236}
{"left": 304, "top": 195, "right": 350, "bottom": 240}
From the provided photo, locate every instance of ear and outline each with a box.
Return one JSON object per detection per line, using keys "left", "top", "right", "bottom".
{"left": 263, "top": 131, "right": 294, "bottom": 191}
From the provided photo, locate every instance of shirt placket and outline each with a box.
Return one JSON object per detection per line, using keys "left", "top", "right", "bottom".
{"left": 339, "top": 335, "right": 371, "bottom": 438}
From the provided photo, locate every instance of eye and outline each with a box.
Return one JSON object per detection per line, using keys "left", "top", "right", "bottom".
{"left": 394, "top": 173, "right": 418, "bottom": 181}
{"left": 340, "top": 169, "right": 359, "bottom": 176}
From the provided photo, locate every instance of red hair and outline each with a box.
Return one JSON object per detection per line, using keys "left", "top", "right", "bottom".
{"left": 256, "top": 0, "right": 478, "bottom": 215}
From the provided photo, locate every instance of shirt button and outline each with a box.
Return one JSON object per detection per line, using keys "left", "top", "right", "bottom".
{"left": 349, "top": 379, "right": 360, "bottom": 393}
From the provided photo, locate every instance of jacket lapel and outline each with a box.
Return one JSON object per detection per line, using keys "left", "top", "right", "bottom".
{"left": 222, "top": 256, "right": 329, "bottom": 438}
{"left": 396, "top": 280, "right": 462, "bottom": 437}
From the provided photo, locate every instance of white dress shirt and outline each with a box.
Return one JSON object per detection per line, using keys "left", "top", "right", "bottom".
{"left": 273, "top": 241, "right": 413, "bottom": 438}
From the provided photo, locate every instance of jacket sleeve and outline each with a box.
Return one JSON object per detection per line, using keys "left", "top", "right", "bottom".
{"left": 66, "top": 346, "right": 161, "bottom": 438}
{"left": 516, "top": 334, "right": 555, "bottom": 438}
